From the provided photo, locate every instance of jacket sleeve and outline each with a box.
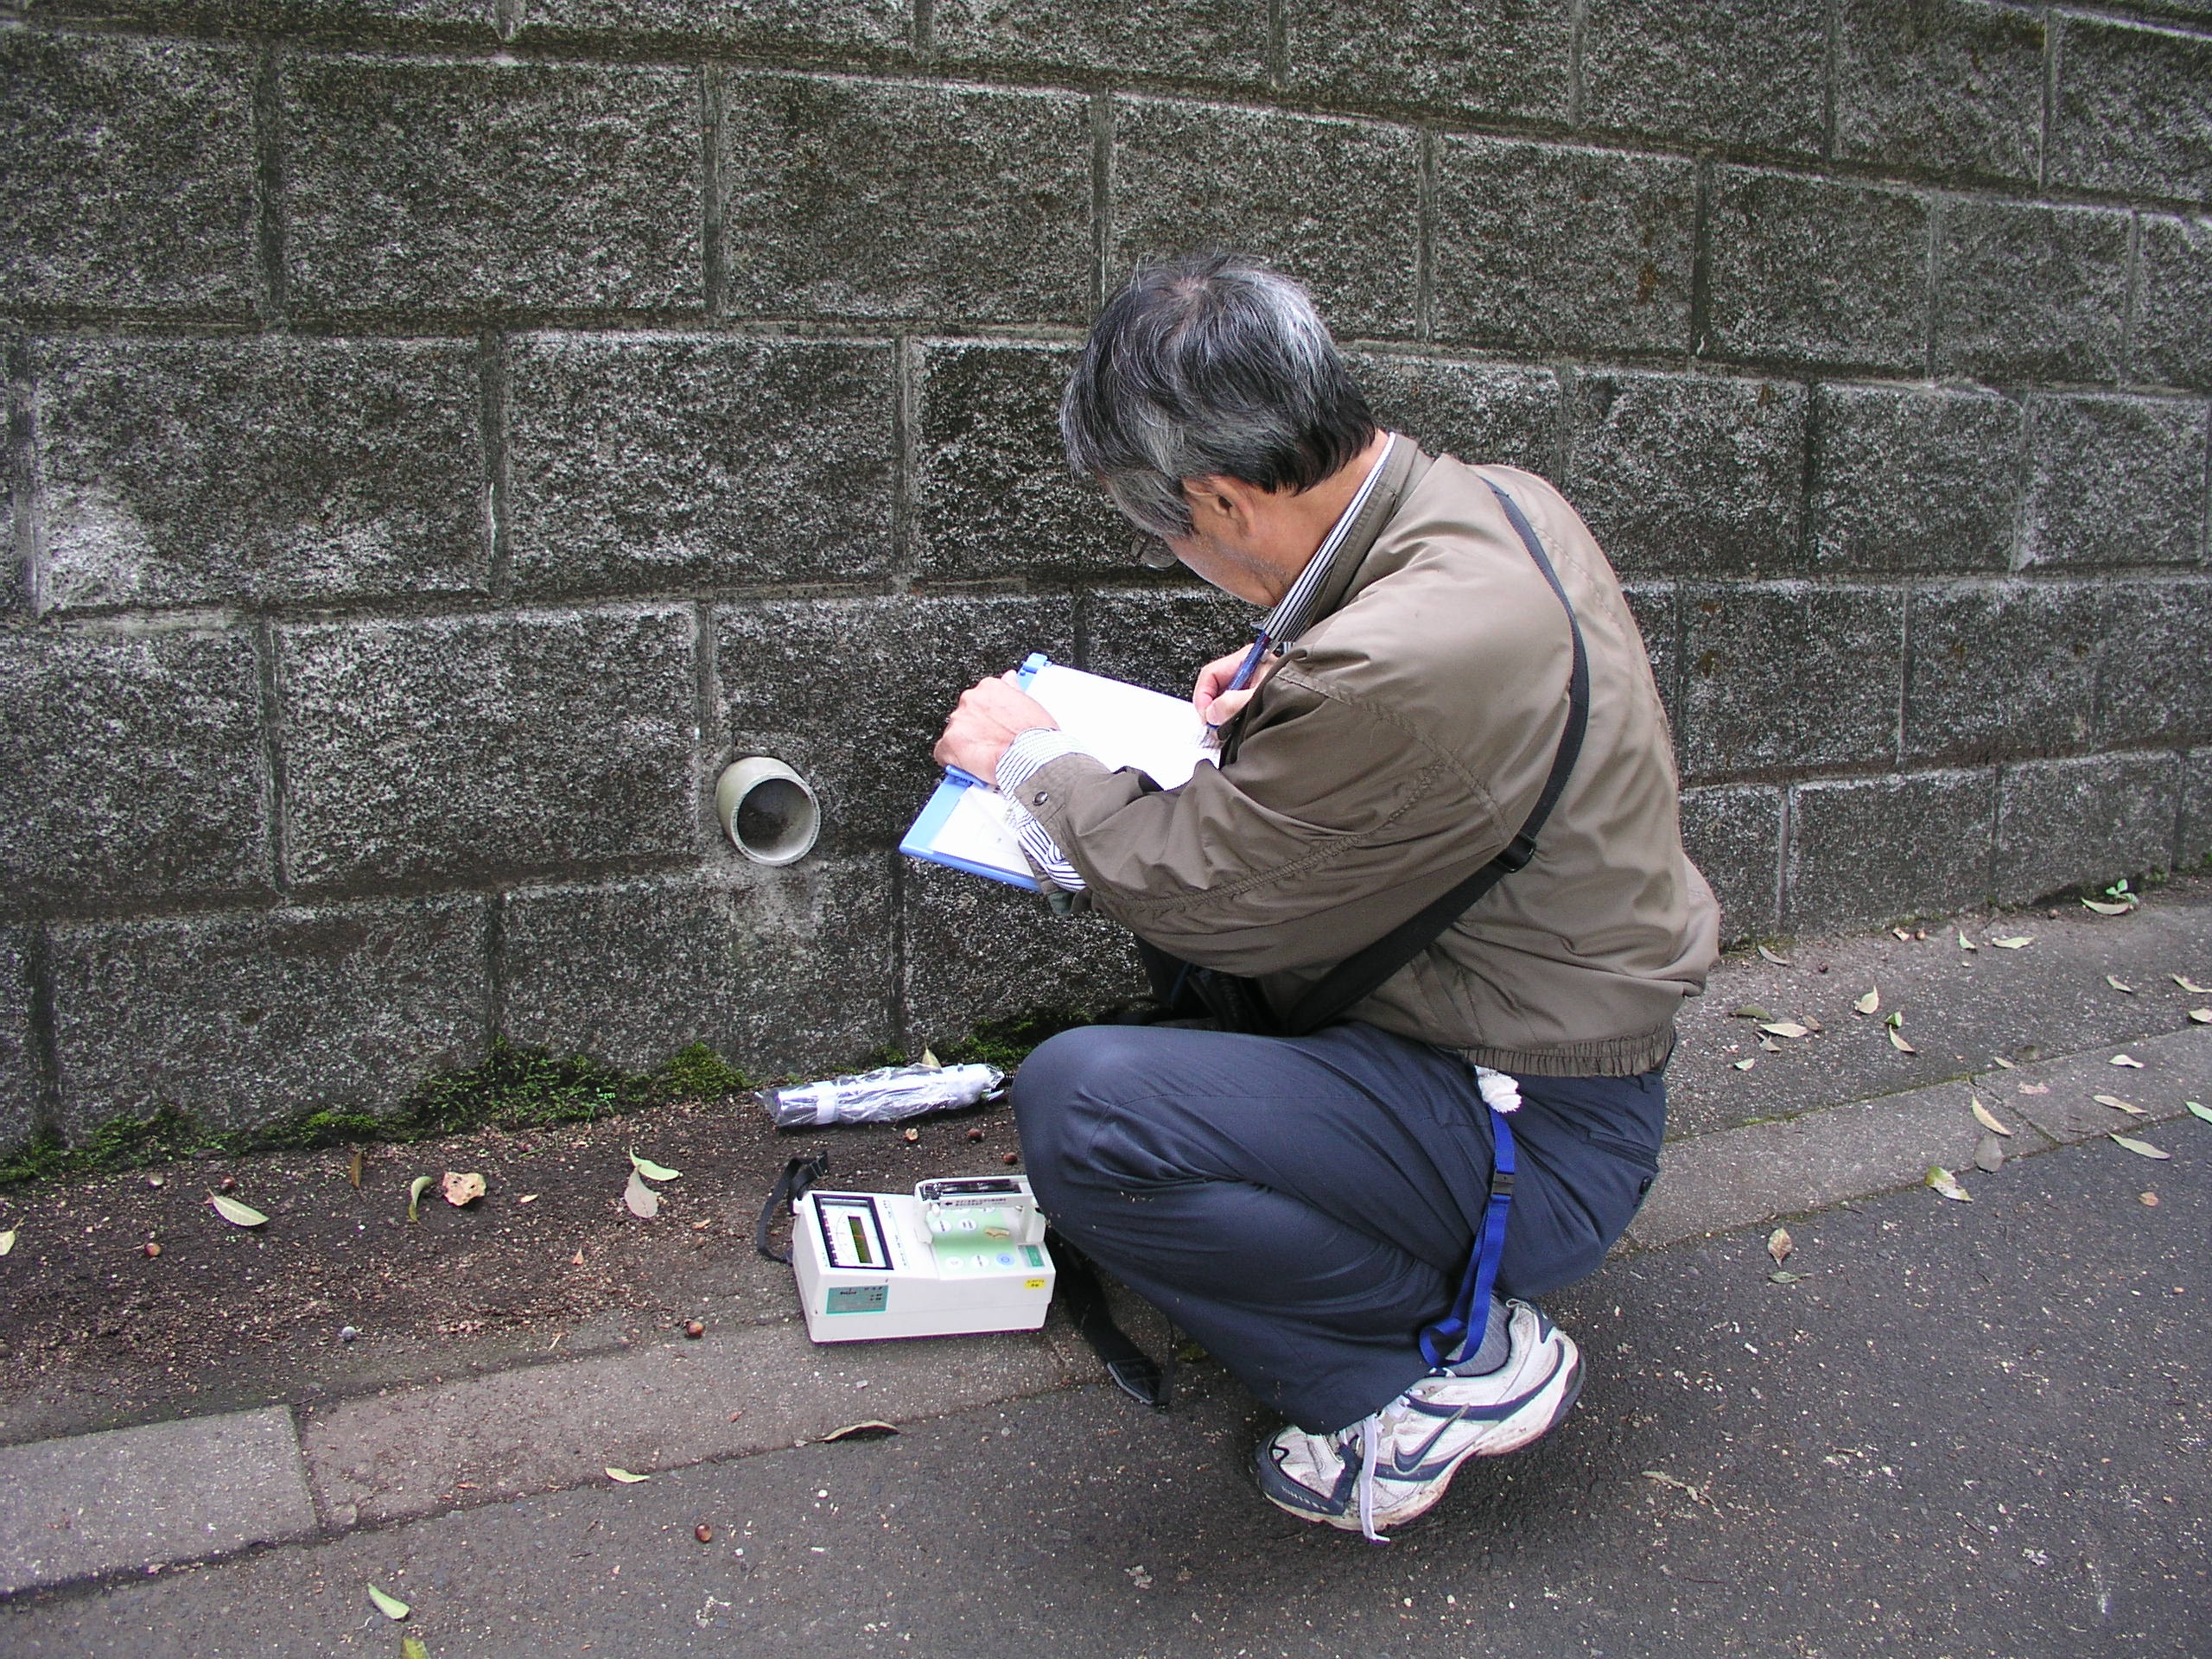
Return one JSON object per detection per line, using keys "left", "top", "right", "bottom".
{"left": 1009, "top": 668, "right": 1517, "bottom": 976}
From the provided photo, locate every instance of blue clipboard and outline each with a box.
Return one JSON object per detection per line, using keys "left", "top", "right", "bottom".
{"left": 898, "top": 653, "right": 1050, "bottom": 892}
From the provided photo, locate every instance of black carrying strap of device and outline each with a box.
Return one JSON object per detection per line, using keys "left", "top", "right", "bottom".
{"left": 755, "top": 1150, "right": 830, "bottom": 1263}
{"left": 1046, "top": 1228, "right": 1176, "bottom": 1411}
{"left": 1274, "top": 480, "right": 1590, "bottom": 1038}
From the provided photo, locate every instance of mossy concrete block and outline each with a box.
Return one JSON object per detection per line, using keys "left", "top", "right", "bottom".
{"left": 283, "top": 56, "right": 702, "bottom": 314}
{"left": 721, "top": 73, "right": 1090, "bottom": 324}
{"left": 1432, "top": 138, "right": 1694, "bottom": 357}
{"left": 1621, "top": 581, "right": 1679, "bottom": 730}
{"left": 1563, "top": 371, "right": 1806, "bottom": 579}
{"left": 1994, "top": 754, "right": 2181, "bottom": 905}
{"left": 1681, "top": 582, "right": 1903, "bottom": 779}
{"left": 1786, "top": 769, "right": 1995, "bottom": 931}
{"left": 935, "top": 0, "right": 1266, "bottom": 81}
{"left": 1903, "top": 581, "right": 2100, "bottom": 765}
{"left": 0, "top": 33, "right": 258, "bottom": 313}
{"left": 0, "top": 930, "right": 41, "bottom": 1153}
{"left": 2050, "top": 16, "right": 2212, "bottom": 205}
{"left": 1706, "top": 169, "right": 1931, "bottom": 373}
{"left": 2020, "top": 394, "right": 2209, "bottom": 569}
{"left": 1114, "top": 99, "right": 1421, "bottom": 340}
{"left": 1580, "top": 0, "right": 1827, "bottom": 156}
{"left": 2094, "top": 580, "right": 2212, "bottom": 749}
{"left": 276, "top": 606, "right": 699, "bottom": 889}
{"left": 47, "top": 896, "right": 487, "bottom": 1137}
{"left": 1677, "top": 784, "right": 1781, "bottom": 941}
{"left": 499, "top": 861, "right": 894, "bottom": 1081}
{"left": 899, "top": 860, "right": 1145, "bottom": 1046}
{"left": 523, "top": 0, "right": 908, "bottom": 52}
{"left": 2133, "top": 215, "right": 2212, "bottom": 389}
{"left": 1347, "top": 355, "right": 1559, "bottom": 475}
{"left": 715, "top": 594, "right": 1077, "bottom": 852}
{"left": 1834, "top": 0, "right": 2045, "bottom": 181}
{"left": 28, "top": 0, "right": 497, "bottom": 29}
{"left": 1808, "top": 385, "right": 2020, "bottom": 575}
{"left": 1084, "top": 585, "right": 1256, "bottom": 699}
{"left": 507, "top": 334, "right": 896, "bottom": 594}
{"left": 0, "top": 626, "right": 268, "bottom": 906}
{"left": 32, "top": 336, "right": 488, "bottom": 613}
{"left": 1282, "top": 1, "right": 1572, "bottom": 124}
{"left": 1934, "top": 200, "right": 2129, "bottom": 383}
{"left": 913, "top": 340, "right": 1128, "bottom": 580}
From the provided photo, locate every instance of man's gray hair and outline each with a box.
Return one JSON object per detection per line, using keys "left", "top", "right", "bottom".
{"left": 1060, "top": 251, "right": 1377, "bottom": 544}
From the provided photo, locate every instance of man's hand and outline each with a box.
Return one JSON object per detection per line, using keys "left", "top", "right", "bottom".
{"left": 1192, "top": 644, "right": 1279, "bottom": 728}
{"left": 933, "top": 673, "right": 1058, "bottom": 783}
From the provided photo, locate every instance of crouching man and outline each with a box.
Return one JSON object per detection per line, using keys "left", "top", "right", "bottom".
{"left": 932, "top": 252, "right": 1718, "bottom": 1540}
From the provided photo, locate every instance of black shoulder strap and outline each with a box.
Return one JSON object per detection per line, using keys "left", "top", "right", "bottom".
{"left": 755, "top": 1150, "right": 830, "bottom": 1263}
{"left": 1277, "top": 480, "right": 1590, "bottom": 1038}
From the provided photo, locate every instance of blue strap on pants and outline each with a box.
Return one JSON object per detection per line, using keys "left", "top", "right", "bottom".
{"left": 1417, "top": 1105, "right": 1514, "bottom": 1370}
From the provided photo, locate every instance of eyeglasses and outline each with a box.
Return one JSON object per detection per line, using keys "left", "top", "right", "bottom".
{"left": 1132, "top": 535, "right": 1179, "bottom": 570}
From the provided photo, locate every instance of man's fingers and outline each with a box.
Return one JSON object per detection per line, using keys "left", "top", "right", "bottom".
{"left": 1192, "top": 646, "right": 1255, "bottom": 710}
{"left": 1203, "top": 687, "right": 1257, "bottom": 726}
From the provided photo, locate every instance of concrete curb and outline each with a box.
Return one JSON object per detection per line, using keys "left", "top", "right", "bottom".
{"left": 3, "top": 1025, "right": 2203, "bottom": 1599}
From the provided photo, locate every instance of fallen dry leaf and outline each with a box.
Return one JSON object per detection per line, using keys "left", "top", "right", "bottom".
{"left": 822, "top": 1421, "right": 899, "bottom": 1442}
{"left": 1732, "top": 1057, "right": 1757, "bottom": 1071}
{"left": 1888, "top": 1027, "right": 1917, "bottom": 1053}
{"left": 2172, "top": 974, "right": 2212, "bottom": 995}
{"left": 2141, "top": 1192, "right": 2160, "bottom": 1207}
{"left": 403, "top": 1639, "right": 429, "bottom": 1659}
{"left": 407, "top": 1175, "right": 433, "bottom": 1224}
{"left": 1758, "top": 1035, "right": 1782, "bottom": 1052}
{"left": 920, "top": 1046, "right": 943, "bottom": 1069}
{"left": 1926, "top": 1165, "right": 1972, "bottom": 1202}
{"left": 1956, "top": 930, "right": 1978, "bottom": 951}
{"left": 1992, "top": 1056, "right": 2017, "bottom": 1069}
{"left": 606, "top": 1466, "right": 650, "bottom": 1484}
{"left": 2106, "top": 976, "right": 2135, "bottom": 994}
{"left": 1853, "top": 987, "right": 1880, "bottom": 1016}
{"left": 2094, "top": 1094, "right": 2147, "bottom": 1117}
{"left": 2109, "top": 1054, "right": 2145, "bottom": 1069}
{"left": 2081, "top": 898, "right": 2135, "bottom": 917}
{"left": 2107, "top": 1135, "right": 2171, "bottom": 1161}
{"left": 1970, "top": 1098, "right": 2012, "bottom": 1136}
{"left": 2189, "top": 1008, "right": 2211, "bottom": 1025}
{"left": 1766, "top": 1228, "right": 1792, "bottom": 1265}
{"left": 442, "top": 1171, "right": 486, "bottom": 1208}
{"left": 347, "top": 1147, "right": 364, "bottom": 1190}
{"left": 623, "top": 1171, "right": 660, "bottom": 1219}
{"left": 570, "top": 1248, "right": 587, "bottom": 1266}
{"left": 1732, "top": 1004, "right": 1774, "bottom": 1022}
{"left": 2188, "top": 1101, "right": 2212, "bottom": 1124}
{"left": 1990, "top": 936, "right": 2034, "bottom": 950}
{"left": 367, "top": 1584, "right": 410, "bottom": 1621}
{"left": 1884, "top": 1010, "right": 1903, "bottom": 1027}
{"left": 1760, "top": 1021, "right": 1811, "bottom": 1039}
{"left": 1974, "top": 1135, "right": 2005, "bottom": 1173}
{"left": 1769, "top": 1270, "right": 1806, "bottom": 1284}
{"left": 2019, "top": 1082, "right": 2050, "bottom": 1095}
{"left": 518, "top": 1193, "right": 539, "bottom": 1204}
{"left": 629, "top": 1149, "right": 681, "bottom": 1183}
{"left": 1892, "top": 926, "right": 1913, "bottom": 941}
{"left": 1758, "top": 945, "right": 1793, "bottom": 967}
{"left": 207, "top": 1192, "right": 269, "bottom": 1228}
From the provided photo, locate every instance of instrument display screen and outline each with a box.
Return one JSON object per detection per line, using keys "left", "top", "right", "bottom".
{"left": 816, "top": 1195, "right": 888, "bottom": 1269}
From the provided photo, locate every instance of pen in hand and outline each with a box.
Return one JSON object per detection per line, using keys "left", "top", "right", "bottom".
{"left": 1200, "top": 632, "right": 1272, "bottom": 747}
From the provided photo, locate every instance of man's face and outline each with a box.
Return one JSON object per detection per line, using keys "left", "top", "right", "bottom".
{"left": 1160, "top": 520, "right": 1284, "bottom": 607}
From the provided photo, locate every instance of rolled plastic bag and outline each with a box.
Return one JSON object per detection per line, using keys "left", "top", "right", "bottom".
{"left": 759, "top": 1062, "right": 1005, "bottom": 1129}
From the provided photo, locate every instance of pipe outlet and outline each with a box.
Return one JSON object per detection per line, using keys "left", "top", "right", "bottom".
{"left": 715, "top": 757, "right": 822, "bottom": 867}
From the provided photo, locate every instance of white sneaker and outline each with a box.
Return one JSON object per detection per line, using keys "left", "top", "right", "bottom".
{"left": 1254, "top": 1300, "right": 1582, "bottom": 1541}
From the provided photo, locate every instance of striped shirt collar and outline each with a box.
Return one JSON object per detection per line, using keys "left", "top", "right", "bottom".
{"left": 1258, "top": 432, "right": 1400, "bottom": 647}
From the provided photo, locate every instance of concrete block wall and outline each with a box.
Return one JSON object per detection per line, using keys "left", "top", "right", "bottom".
{"left": 3, "top": 0, "right": 2209, "bottom": 1145}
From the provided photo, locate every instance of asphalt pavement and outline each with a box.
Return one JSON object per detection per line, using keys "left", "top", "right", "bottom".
{"left": 8, "top": 1119, "right": 2204, "bottom": 1658}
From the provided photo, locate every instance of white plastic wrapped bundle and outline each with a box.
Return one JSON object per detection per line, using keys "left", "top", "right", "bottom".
{"left": 759, "top": 1062, "right": 1007, "bottom": 1128}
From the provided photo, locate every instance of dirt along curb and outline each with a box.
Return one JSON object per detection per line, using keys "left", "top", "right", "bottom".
{"left": 2, "top": 892, "right": 2209, "bottom": 1599}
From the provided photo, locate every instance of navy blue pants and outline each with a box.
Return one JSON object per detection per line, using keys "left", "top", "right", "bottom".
{"left": 1012, "top": 1021, "right": 1664, "bottom": 1433}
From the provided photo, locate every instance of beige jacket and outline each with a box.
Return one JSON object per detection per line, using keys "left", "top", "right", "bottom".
{"left": 1017, "top": 442, "right": 1719, "bottom": 1076}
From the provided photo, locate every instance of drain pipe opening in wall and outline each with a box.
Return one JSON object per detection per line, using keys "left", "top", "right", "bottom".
{"left": 715, "top": 757, "right": 822, "bottom": 867}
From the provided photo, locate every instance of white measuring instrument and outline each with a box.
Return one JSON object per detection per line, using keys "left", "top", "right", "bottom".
{"left": 791, "top": 1175, "right": 1056, "bottom": 1343}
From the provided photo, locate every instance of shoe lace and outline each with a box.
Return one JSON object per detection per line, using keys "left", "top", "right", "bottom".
{"left": 1354, "top": 1415, "right": 1386, "bottom": 1546}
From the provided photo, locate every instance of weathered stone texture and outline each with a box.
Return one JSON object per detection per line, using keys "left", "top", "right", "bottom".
{"left": 277, "top": 607, "right": 699, "bottom": 888}
{"left": 1994, "top": 754, "right": 2181, "bottom": 905}
{"left": 0, "top": 930, "right": 41, "bottom": 1153}
{"left": 716, "top": 594, "right": 1077, "bottom": 852}
{"left": 33, "top": 336, "right": 487, "bottom": 612}
{"left": 0, "top": 627, "right": 268, "bottom": 906}
{"left": 524, "top": 0, "right": 908, "bottom": 52}
{"left": 913, "top": 340, "right": 1128, "bottom": 580}
{"left": 2183, "top": 747, "right": 2212, "bottom": 871}
{"left": 721, "top": 74, "right": 1090, "bottom": 323}
{"left": 1115, "top": 100, "right": 1421, "bottom": 339}
{"left": 2019, "top": 395, "right": 2209, "bottom": 570}
{"left": 283, "top": 56, "right": 703, "bottom": 314}
{"left": 28, "top": 0, "right": 497, "bottom": 29}
{"left": 1834, "top": 0, "right": 2045, "bottom": 181}
{"left": 936, "top": 0, "right": 1265, "bottom": 80}
{"left": 1677, "top": 785, "right": 1781, "bottom": 940}
{"left": 2134, "top": 216, "right": 2212, "bottom": 389}
{"left": 499, "top": 860, "right": 893, "bottom": 1079}
{"left": 0, "top": 33, "right": 258, "bottom": 313}
{"left": 1621, "top": 581, "right": 1678, "bottom": 728}
{"left": 899, "top": 859, "right": 1146, "bottom": 1043}
{"left": 1348, "top": 357, "right": 1558, "bottom": 476}
{"left": 1934, "top": 200, "right": 2130, "bottom": 384}
{"left": 1432, "top": 139, "right": 1694, "bottom": 356}
{"left": 1282, "top": 1, "right": 1572, "bottom": 123}
{"left": 1681, "top": 583, "right": 1903, "bottom": 779}
{"left": 1808, "top": 385, "right": 2020, "bottom": 575}
{"left": 1706, "top": 171, "right": 1931, "bottom": 372}
{"left": 1580, "top": 0, "right": 1827, "bottom": 156}
{"left": 1786, "top": 770, "right": 1995, "bottom": 931}
{"left": 2050, "top": 17, "right": 2212, "bottom": 205}
{"left": 1084, "top": 586, "right": 1258, "bottom": 699}
{"left": 2094, "top": 580, "right": 2212, "bottom": 749}
{"left": 1904, "top": 582, "right": 2101, "bottom": 765}
{"left": 48, "top": 896, "right": 487, "bottom": 1136}
{"left": 506, "top": 334, "right": 896, "bottom": 594}
{"left": 1563, "top": 372, "right": 1806, "bottom": 578}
